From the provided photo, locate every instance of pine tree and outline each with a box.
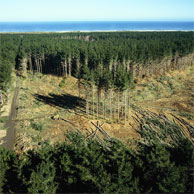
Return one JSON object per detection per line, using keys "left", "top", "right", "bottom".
{"left": 0, "top": 147, "right": 19, "bottom": 193}
{"left": 0, "top": 60, "right": 12, "bottom": 90}
{"left": 27, "top": 161, "right": 58, "bottom": 194}
{"left": 140, "top": 142, "right": 188, "bottom": 193}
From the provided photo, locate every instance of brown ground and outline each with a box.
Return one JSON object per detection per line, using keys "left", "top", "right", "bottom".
{"left": 1, "top": 78, "right": 20, "bottom": 150}
{"left": 14, "top": 66, "right": 194, "bottom": 152}
{"left": 135, "top": 68, "right": 194, "bottom": 124}
{"left": 0, "top": 73, "right": 17, "bottom": 147}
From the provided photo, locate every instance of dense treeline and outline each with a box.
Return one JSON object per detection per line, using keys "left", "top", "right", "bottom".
{"left": 16, "top": 31, "right": 194, "bottom": 79}
{"left": 1, "top": 32, "right": 193, "bottom": 88}
{"left": 0, "top": 131, "right": 193, "bottom": 193}
{"left": 0, "top": 35, "right": 21, "bottom": 90}
{"left": 0, "top": 35, "right": 21, "bottom": 105}
{"left": 1, "top": 32, "right": 193, "bottom": 115}
{"left": 1, "top": 33, "right": 193, "bottom": 193}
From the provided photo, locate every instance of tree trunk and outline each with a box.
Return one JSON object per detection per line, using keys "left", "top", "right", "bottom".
{"left": 76, "top": 58, "right": 80, "bottom": 77}
{"left": 127, "top": 89, "right": 130, "bottom": 120}
{"left": 65, "top": 60, "right": 68, "bottom": 77}
{"left": 102, "top": 91, "right": 105, "bottom": 119}
{"left": 124, "top": 90, "right": 127, "bottom": 125}
{"left": 61, "top": 62, "right": 65, "bottom": 76}
{"left": 104, "top": 91, "right": 106, "bottom": 119}
{"left": 0, "top": 90, "right": 3, "bottom": 105}
{"left": 29, "top": 56, "right": 33, "bottom": 72}
{"left": 113, "top": 91, "right": 116, "bottom": 120}
{"left": 68, "top": 57, "right": 71, "bottom": 76}
{"left": 109, "top": 89, "right": 112, "bottom": 121}
{"left": 39, "top": 58, "right": 42, "bottom": 73}
{"left": 117, "top": 92, "right": 120, "bottom": 123}
{"left": 92, "top": 84, "right": 95, "bottom": 118}
{"left": 97, "top": 88, "right": 101, "bottom": 119}
{"left": 85, "top": 86, "right": 89, "bottom": 118}
{"left": 121, "top": 93, "right": 124, "bottom": 117}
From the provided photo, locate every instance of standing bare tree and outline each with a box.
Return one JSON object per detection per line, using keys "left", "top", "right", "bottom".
{"left": 0, "top": 90, "right": 3, "bottom": 105}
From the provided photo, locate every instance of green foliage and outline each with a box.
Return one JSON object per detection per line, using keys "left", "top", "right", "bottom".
{"left": 178, "top": 112, "right": 194, "bottom": 120}
{"left": 28, "top": 161, "right": 58, "bottom": 194}
{"left": 1, "top": 32, "right": 193, "bottom": 92}
{"left": 139, "top": 115, "right": 186, "bottom": 145}
{"left": 31, "top": 121, "right": 45, "bottom": 131}
{"left": 139, "top": 143, "right": 188, "bottom": 193}
{"left": 0, "top": 147, "right": 19, "bottom": 193}
{"left": 0, "top": 32, "right": 194, "bottom": 193}
{"left": 99, "top": 69, "right": 113, "bottom": 90}
{"left": 128, "top": 71, "right": 135, "bottom": 89}
{"left": 59, "top": 79, "right": 66, "bottom": 88}
{"left": 82, "top": 64, "right": 90, "bottom": 82}
{"left": 0, "top": 34, "right": 21, "bottom": 91}
{"left": 0, "top": 60, "right": 12, "bottom": 90}
{"left": 0, "top": 116, "right": 8, "bottom": 124}
{"left": 0, "top": 148, "right": 10, "bottom": 193}
{"left": 0, "top": 131, "right": 193, "bottom": 193}
{"left": 115, "top": 68, "right": 129, "bottom": 91}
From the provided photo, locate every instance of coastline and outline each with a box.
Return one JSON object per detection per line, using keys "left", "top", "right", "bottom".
{"left": 0, "top": 30, "right": 194, "bottom": 33}
{"left": 1, "top": 21, "right": 193, "bottom": 33}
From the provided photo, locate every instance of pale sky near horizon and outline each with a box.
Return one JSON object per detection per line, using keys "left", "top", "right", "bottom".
{"left": 0, "top": 0, "right": 193, "bottom": 22}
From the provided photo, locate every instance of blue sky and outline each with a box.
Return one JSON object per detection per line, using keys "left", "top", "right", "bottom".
{"left": 0, "top": 0, "right": 193, "bottom": 21}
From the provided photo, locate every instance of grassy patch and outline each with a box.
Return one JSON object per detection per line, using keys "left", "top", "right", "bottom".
{"left": 0, "top": 116, "right": 8, "bottom": 123}
{"left": 0, "top": 116, "right": 8, "bottom": 130}
{"left": 178, "top": 112, "right": 194, "bottom": 120}
{"left": 31, "top": 121, "right": 46, "bottom": 131}
{"left": 19, "top": 93, "right": 27, "bottom": 101}
{"left": 0, "top": 126, "right": 7, "bottom": 130}
{"left": 33, "top": 99, "right": 44, "bottom": 108}
{"left": 59, "top": 79, "right": 66, "bottom": 88}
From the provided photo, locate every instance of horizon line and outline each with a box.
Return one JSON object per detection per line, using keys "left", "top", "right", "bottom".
{"left": 0, "top": 20, "right": 193, "bottom": 23}
{"left": 1, "top": 30, "right": 194, "bottom": 34}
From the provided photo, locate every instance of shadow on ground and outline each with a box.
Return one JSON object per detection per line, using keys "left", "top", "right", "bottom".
{"left": 34, "top": 93, "right": 86, "bottom": 111}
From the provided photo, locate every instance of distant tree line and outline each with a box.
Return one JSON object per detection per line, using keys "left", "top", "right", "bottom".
{"left": 1, "top": 32, "right": 193, "bottom": 89}
{"left": 15, "top": 31, "right": 194, "bottom": 79}
{"left": 0, "top": 35, "right": 21, "bottom": 90}
{"left": 1, "top": 32, "right": 193, "bottom": 116}
{"left": 0, "top": 35, "right": 21, "bottom": 105}
{"left": 0, "top": 131, "right": 193, "bottom": 193}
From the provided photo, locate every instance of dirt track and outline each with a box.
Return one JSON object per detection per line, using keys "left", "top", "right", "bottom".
{"left": 2, "top": 78, "right": 19, "bottom": 150}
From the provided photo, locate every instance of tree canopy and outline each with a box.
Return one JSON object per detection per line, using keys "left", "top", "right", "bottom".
{"left": 0, "top": 131, "right": 193, "bottom": 193}
{"left": 1, "top": 31, "right": 193, "bottom": 91}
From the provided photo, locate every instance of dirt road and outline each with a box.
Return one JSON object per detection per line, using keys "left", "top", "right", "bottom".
{"left": 2, "top": 78, "right": 20, "bottom": 150}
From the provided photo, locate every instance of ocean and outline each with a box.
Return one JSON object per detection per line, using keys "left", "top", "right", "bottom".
{"left": 0, "top": 21, "right": 193, "bottom": 32}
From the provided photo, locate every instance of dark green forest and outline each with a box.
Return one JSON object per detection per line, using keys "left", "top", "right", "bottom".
{"left": 1, "top": 31, "right": 194, "bottom": 91}
{"left": 0, "top": 32, "right": 194, "bottom": 193}
{"left": 0, "top": 131, "right": 193, "bottom": 193}
{"left": 1, "top": 32, "right": 193, "bottom": 121}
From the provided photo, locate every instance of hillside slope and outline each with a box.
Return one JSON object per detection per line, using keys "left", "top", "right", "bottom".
{"left": 14, "top": 66, "right": 194, "bottom": 152}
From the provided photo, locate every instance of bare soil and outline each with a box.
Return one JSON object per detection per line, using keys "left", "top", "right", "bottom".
{"left": 14, "top": 67, "right": 194, "bottom": 152}
{"left": 1, "top": 78, "right": 20, "bottom": 150}
{"left": 135, "top": 68, "right": 194, "bottom": 124}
